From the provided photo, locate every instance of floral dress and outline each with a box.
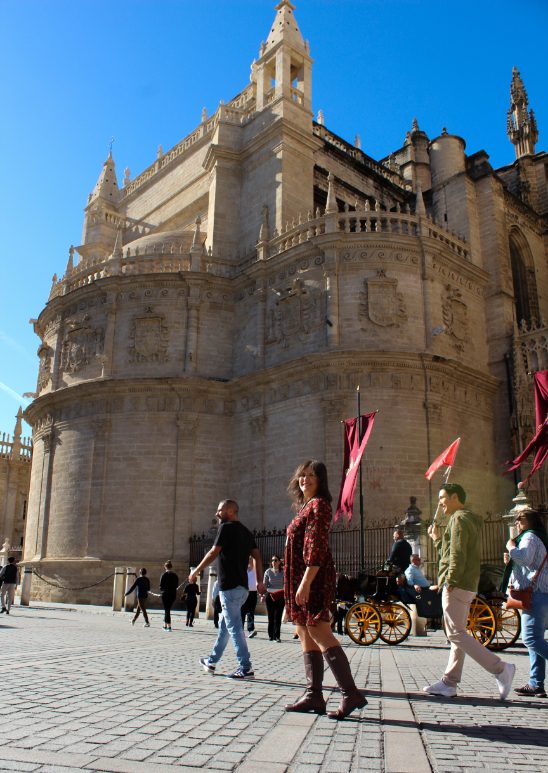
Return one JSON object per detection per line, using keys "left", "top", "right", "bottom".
{"left": 284, "top": 496, "right": 336, "bottom": 626}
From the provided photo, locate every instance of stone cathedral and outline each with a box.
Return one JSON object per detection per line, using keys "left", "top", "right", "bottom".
{"left": 23, "top": 1, "right": 547, "bottom": 601}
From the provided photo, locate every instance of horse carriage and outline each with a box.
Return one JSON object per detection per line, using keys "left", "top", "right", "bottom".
{"left": 336, "top": 564, "right": 521, "bottom": 650}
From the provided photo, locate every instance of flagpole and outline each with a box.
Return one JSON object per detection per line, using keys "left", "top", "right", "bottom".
{"left": 357, "top": 385, "right": 364, "bottom": 573}
{"left": 431, "top": 465, "right": 452, "bottom": 524}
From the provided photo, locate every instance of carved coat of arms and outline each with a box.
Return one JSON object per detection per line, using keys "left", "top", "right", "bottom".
{"left": 129, "top": 308, "right": 169, "bottom": 363}
{"left": 61, "top": 316, "right": 104, "bottom": 374}
{"left": 360, "top": 269, "right": 407, "bottom": 328}
{"left": 266, "top": 279, "right": 324, "bottom": 348}
{"left": 442, "top": 286, "right": 468, "bottom": 351}
{"left": 37, "top": 343, "right": 53, "bottom": 390}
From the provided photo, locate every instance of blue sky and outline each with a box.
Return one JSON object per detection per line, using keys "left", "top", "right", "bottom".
{"left": 0, "top": 0, "right": 546, "bottom": 438}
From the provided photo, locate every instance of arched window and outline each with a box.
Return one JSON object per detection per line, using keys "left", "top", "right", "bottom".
{"left": 509, "top": 229, "right": 539, "bottom": 326}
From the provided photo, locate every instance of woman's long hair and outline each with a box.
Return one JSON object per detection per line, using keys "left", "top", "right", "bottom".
{"left": 287, "top": 459, "right": 332, "bottom": 510}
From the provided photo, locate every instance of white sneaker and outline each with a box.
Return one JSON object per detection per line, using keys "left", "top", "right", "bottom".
{"left": 496, "top": 663, "right": 515, "bottom": 700}
{"left": 423, "top": 680, "right": 457, "bottom": 697}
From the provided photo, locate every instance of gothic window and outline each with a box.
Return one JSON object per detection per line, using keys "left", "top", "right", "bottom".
{"left": 509, "top": 229, "right": 539, "bottom": 326}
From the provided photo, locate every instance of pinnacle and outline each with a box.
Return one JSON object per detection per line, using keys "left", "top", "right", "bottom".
{"left": 89, "top": 153, "right": 121, "bottom": 207}
{"left": 264, "top": 0, "right": 305, "bottom": 53}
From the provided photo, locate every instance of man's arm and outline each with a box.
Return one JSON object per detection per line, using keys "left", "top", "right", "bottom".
{"left": 189, "top": 545, "right": 222, "bottom": 583}
{"left": 251, "top": 547, "right": 266, "bottom": 595}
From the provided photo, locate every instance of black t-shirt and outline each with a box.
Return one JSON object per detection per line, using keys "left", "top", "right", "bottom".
{"left": 214, "top": 521, "right": 257, "bottom": 591}
{"left": 389, "top": 539, "right": 413, "bottom": 572}
{"left": 160, "top": 571, "right": 179, "bottom": 594}
{"left": 183, "top": 582, "right": 200, "bottom": 599}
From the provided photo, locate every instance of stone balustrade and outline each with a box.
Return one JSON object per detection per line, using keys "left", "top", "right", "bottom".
{"left": 0, "top": 433, "right": 32, "bottom": 461}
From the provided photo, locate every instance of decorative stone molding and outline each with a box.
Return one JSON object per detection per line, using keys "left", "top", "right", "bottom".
{"left": 442, "top": 285, "right": 469, "bottom": 352}
{"left": 266, "top": 278, "right": 325, "bottom": 348}
{"left": 359, "top": 269, "right": 407, "bottom": 328}
{"left": 61, "top": 315, "right": 105, "bottom": 374}
{"left": 37, "top": 344, "right": 53, "bottom": 391}
{"left": 341, "top": 247, "right": 419, "bottom": 267}
{"left": 128, "top": 308, "right": 170, "bottom": 364}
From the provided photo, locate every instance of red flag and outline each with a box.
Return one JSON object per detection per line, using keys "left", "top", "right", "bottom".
{"left": 507, "top": 370, "right": 548, "bottom": 481}
{"left": 425, "top": 438, "right": 461, "bottom": 481}
{"left": 335, "top": 413, "right": 376, "bottom": 523}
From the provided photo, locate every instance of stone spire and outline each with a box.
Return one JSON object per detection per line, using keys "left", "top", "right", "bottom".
{"left": 264, "top": 1, "right": 306, "bottom": 53}
{"left": 325, "top": 173, "right": 338, "bottom": 214}
{"left": 12, "top": 407, "right": 23, "bottom": 458}
{"left": 507, "top": 67, "right": 538, "bottom": 158}
{"left": 88, "top": 152, "right": 121, "bottom": 206}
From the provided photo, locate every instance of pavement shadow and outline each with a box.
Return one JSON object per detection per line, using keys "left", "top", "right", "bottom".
{"left": 380, "top": 716, "right": 548, "bottom": 747}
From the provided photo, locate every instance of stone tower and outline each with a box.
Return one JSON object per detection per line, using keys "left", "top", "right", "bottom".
{"left": 0, "top": 409, "right": 32, "bottom": 553}
{"left": 23, "top": 3, "right": 547, "bottom": 601}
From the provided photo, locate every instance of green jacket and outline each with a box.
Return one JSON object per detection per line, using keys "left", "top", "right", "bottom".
{"left": 434, "top": 507, "right": 484, "bottom": 592}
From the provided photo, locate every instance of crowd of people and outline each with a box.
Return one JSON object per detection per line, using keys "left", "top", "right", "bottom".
{"left": 3, "top": 458, "right": 547, "bottom": 711}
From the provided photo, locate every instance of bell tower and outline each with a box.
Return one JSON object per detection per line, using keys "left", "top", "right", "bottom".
{"left": 253, "top": 0, "right": 312, "bottom": 113}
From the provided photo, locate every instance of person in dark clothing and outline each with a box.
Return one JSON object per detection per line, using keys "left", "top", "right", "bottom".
{"left": 159, "top": 561, "right": 179, "bottom": 631}
{"left": 183, "top": 580, "right": 200, "bottom": 627}
{"left": 388, "top": 529, "right": 413, "bottom": 573}
{"left": 190, "top": 499, "right": 265, "bottom": 679}
{"left": 126, "top": 567, "right": 151, "bottom": 627}
{"left": 0, "top": 557, "right": 18, "bottom": 614}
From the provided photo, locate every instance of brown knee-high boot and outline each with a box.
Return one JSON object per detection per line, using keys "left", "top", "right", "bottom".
{"left": 285, "top": 650, "right": 326, "bottom": 714}
{"left": 323, "top": 645, "right": 367, "bottom": 719}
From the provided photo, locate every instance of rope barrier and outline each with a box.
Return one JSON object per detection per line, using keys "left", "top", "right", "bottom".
{"left": 32, "top": 570, "right": 115, "bottom": 591}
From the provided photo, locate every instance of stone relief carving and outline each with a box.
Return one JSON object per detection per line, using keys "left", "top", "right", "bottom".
{"left": 359, "top": 269, "right": 407, "bottom": 328}
{"left": 128, "top": 307, "right": 169, "bottom": 364}
{"left": 37, "top": 343, "right": 53, "bottom": 390}
{"left": 61, "top": 315, "right": 105, "bottom": 374}
{"left": 266, "top": 278, "right": 325, "bottom": 348}
{"left": 442, "top": 285, "right": 468, "bottom": 352}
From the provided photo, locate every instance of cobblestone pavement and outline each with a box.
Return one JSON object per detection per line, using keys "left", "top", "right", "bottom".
{"left": 0, "top": 604, "right": 546, "bottom": 773}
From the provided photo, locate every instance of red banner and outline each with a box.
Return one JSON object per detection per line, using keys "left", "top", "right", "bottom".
{"left": 335, "top": 413, "right": 376, "bottom": 523}
{"left": 507, "top": 370, "right": 548, "bottom": 481}
{"left": 425, "top": 438, "right": 461, "bottom": 481}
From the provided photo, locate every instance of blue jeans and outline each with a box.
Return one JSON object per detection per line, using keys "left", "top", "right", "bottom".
{"left": 521, "top": 590, "right": 548, "bottom": 689}
{"left": 209, "top": 586, "right": 251, "bottom": 671}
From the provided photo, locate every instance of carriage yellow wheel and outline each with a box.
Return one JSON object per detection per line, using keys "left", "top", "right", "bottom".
{"left": 345, "top": 602, "right": 382, "bottom": 646}
{"left": 486, "top": 599, "right": 521, "bottom": 651}
{"left": 379, "top": 602, "right": 412, "bottom": 645}
{"left": 466, "top": 596, "right": 496, "bottom": 646}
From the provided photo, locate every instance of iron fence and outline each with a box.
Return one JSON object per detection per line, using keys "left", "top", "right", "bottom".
{"left": 190, "top": 515, "right": 507, "bottom": 580}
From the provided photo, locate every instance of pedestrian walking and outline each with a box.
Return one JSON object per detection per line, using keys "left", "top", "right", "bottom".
{"left": 502, "top": 508, "right": 548, "bottom": 697}
{"left": 263, "top": 555, "right": 284, "bottom": 641}
{"left": 0, "top": 557, "right": 18, "bottom": 615}
{"left": 424, "top": 483, "right": 515, "bottom": 699}
{"left": 159, "top": 561, "right": 179, "bottom": 631}
{"left": 284, "top": 460, "right": 367, "bottom": 719}
{"left": 182, "top": 579, "right": 200, "bottom": 627}
{"left": 388, "top": 528, "right": 413, "bottom": 573}
{"left": 241, "top": 559, "right": 258, "bottom": 637}
{"left": 126, "top": 568, "right": 151, "bottom": 627}
{"left": 190, "top": 499, "right": 265, "bottom": 679}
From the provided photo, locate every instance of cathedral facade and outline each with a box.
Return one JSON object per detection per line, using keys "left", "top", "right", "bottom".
{"left": 23, "top": 2, "right": 547, "bottom": 601}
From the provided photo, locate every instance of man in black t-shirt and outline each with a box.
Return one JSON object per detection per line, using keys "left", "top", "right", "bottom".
{"left": 388, "top": 529, "right": 413, "bottom": 573}
{"left": 189, "top": 500, "right": 265, "bottom": 679}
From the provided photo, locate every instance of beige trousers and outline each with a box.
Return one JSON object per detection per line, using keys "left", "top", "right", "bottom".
{"left": 442, "top": 586, "right": 503, "bottom": 687}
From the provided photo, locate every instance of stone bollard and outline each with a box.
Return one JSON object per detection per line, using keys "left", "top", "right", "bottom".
{"left": 0, "top": 539, "right": 10, "bottom": 568}
{"left": 124, "top": 567, "right": 136, "bottom": 613}
{"left": 205, "top": 568, "right": 217, "bottom": 620}
{"left": 20, "top": 567, "right": 33, "bottom": 607}
{"left": 112, "top": 567, "right": 125, "bottom": 612}
{"left": 409, "top": 603, "right": 427, "bottom": 637}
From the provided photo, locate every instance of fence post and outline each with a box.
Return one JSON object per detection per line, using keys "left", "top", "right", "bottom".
{"left": 112, "top": 567, "right": 125, "bottom": 611}
{"left": 20, "top": 567, "right": 33, "bottom": 607}
{"left": 205, "top": 567, "right": 217, "bottom": 620}
{"left": 124, "top": 567, "right": 136, "bottom": 612}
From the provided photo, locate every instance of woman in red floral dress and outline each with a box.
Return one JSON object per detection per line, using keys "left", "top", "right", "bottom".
{"left": 284, "top": 460, "right": 366, "bottom": 720}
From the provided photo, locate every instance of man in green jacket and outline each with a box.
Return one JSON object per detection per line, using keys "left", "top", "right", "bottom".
{"left": 423, "top": 483, "right": 515, "bottom": 699}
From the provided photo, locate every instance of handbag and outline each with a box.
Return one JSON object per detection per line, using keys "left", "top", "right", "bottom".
{"left": 268, "top": 589, "right": 284, "bottom": 601}
{"left": 505, "top": 550, "right": 547, "bottom": 611}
